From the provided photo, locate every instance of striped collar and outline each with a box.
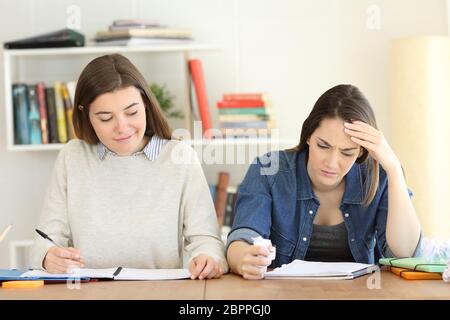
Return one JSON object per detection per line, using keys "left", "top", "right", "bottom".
{"left": 97, "top": 135, "right": 167, "bottom": 161}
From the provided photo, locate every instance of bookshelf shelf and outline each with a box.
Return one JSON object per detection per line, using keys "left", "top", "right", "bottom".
{"left": 4, "top": 44, "right": 220, "bottom": 57}
{"left": 2, "top": 44, "right": 219, "bottom": 152}
{"left": 188, "top": 138, "right": 296, "bottom": 147}
{"left": 8, "top": 138, "right": 295, "bottom": 152}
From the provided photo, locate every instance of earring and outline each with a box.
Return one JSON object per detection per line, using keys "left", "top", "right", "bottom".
{"left": 78, "top": 105, "right": 84, "bottom": 111}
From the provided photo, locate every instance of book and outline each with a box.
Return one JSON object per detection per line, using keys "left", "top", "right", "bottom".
{"left": 223, "top": 186, "right": 238, "bottom": 227}
{"left": 27, "top": 85, "right": 42, "bottom": 144}
{"left": 109, "top": 20, "right": 162, "bottom": 31}
{"left": 66, "top": 81, "right": 77, "bottom": 105}
{"left": 218, "top": 107, "right": 268, "bottom": 116}
{"left": 4, "top": 29, "right": 85, "bottom": 49}
{"left": 209, "top": 184, "right": 217, "bottom": 202}
{"left": 219, "top": 121, "right": 270, "bottom": 129}
{"left": 214, "top": 172, "right": 230, "bottom": 227}
{"left": 218, "top": 114, "right": 269, "bottom": 122}
{"left": 112, "top": 19, "right": 161, "bottom": 27}
{"left": 0, "top": 269, "right": 88, "bottom": 282}
{"left": 1, "top": 268, "right": 191, "bottom": 281}
{"left": 389, "top": 266, "right": 443, "bottom": 280}
{"left": 53, "top": 82, "right": 68, "bottom": 143}
{"left": 12, "top": 84, "right": 30, "bottom": 144}
{"left": 219, "top": 128, "right": 271, "bottom": 138}
{"left": 45, "top": 87, "right": 59, "bottom": 143}
{"left": 188, "top": 59, "right": 213, "bottom": 137}
{"left": 36, "top": 83, "right": 49, "bottom": 144}
{"left": 94, "top": 37, "right": 194, "bottom": 46}
{"left": 60, "top": 83, "right": 75, "bottom": 140}
{"left": 265, "top": 259, "right": 378, "bottom": 280}
{"left": 379, "top": 257, "right": 447, "bottom": 273}
{"left": 95, "top": 28, "right": 192, "bottom": 40}
{"left": 223, "top": 93, "right": 268, "bottom": 101}
{"left": 217, "top": 100, "right": 266, "bottom": 108}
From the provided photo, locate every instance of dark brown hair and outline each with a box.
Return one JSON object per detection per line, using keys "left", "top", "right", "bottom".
{"left": 289, "top": 84, "right": 379, "bottom": 206}
{"left": 72, "top": 53, "right": 172, "bottom": 144}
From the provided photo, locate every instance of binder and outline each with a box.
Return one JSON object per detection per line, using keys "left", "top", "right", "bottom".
{"left": 4, "top": 29, "right": 85, "bottom": 49}
{"left": 379, "top": 257, "right": 447, "bottom": 273}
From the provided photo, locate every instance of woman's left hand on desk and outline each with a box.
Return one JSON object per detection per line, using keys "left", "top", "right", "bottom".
{"left": 189, "top": 254, "right": 223, "bottom": 280}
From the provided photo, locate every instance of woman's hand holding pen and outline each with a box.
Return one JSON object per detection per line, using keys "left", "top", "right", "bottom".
{"left": 189, "top": 254, "right": 223, "bottom": 280}
{"left": 43, "top": 246, "right": 84, "bottom": 274}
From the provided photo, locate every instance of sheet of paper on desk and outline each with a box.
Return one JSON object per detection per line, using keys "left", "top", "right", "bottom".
{"left": 265, "top": 259, "right": 377, "bottom": 279}
{"left": 21, "top": 268, "right": 117, "bottom": 279}
{"left": 114, "top": 268, "right": 191, "bottom": 280}
{"left": 21, "top": 268, "right": 192, "bottom": 280}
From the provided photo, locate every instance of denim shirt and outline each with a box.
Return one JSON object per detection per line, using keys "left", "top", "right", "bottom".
{"left": 226, "top": 150, "right": 421, "bottom": 267}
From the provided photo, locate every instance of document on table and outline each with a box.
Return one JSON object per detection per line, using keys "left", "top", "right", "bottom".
{"left": 265, "top": 259, "right": 378, "bottom": 280}
{"left": 21, "top": 268, "right": 191, "bottom": 281}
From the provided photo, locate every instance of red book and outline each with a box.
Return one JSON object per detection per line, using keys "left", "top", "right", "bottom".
{"left": 223, "top": 93, "right": 265, "bottom": 101}
{"left": 188, "top": 59, "right": 212, "bottom": 137}
{"left": 217, "top": 100, "right": 265, "bottom": 108}
{"left": 36, "top": 82, "right": 49, "bottom": 144}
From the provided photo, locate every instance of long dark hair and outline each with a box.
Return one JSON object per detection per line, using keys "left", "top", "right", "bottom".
{"left": 72, "top": 53, "right": 172, "bottom": 144}
{"left": 290, "top": 84, "right": 379, "bottom": 206}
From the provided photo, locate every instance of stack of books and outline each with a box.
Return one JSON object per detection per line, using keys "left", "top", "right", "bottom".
{"left": 379, "top": 257, "right": 446, "bottom": 280}
{"left": 12, "top": 81, "right": 76, "bottom": 145}
{"left": 216, "top": 93, "right": 275, "bottom": 138}
{"left": 93, "top": 19, "right": 193, "bottom": 46}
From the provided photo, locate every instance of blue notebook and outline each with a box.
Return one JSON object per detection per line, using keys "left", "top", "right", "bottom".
{"left": 0, "top": 269, "right": 90, "bottom": 282}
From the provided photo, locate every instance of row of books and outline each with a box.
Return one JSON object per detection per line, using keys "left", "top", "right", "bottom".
{"left": 209, "top": 172, "right": 238, "bottom": 228}
{"left": 93, "top": 19, "right": 193, "bottom": 46}
{"left": 12, "top": 82, "right": 76, "bottom": 145}
{"left": 216, "top": 93, "right": 275, "bottom": 138}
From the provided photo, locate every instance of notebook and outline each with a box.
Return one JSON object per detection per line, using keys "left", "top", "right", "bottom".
{"left": 389, "top": 267, "right": 443, "bottom": 280}
{"left": 1, "top": 267, "right": 191, "bottom": 281}
{"left": 379, "top": 257, "right": 447, "bottom": 273}
{"left": 0, "top": 269, "right": 89, "bottom": 282}
{"left": 265, "top": 260, "right": 378, "bottom": 280}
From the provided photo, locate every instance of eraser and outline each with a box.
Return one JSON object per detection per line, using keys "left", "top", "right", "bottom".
{"left": 2, "top": 280, "right": 44, "bottom": 289}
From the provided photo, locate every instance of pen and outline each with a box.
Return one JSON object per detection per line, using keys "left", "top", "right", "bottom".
{"left": 35, "top": 229, "right": 63, "bottom": 248}
{"left": 0, "top": 224, "right": 12, "bottom": 244}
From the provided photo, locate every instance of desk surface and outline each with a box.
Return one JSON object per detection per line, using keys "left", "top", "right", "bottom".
{"left": 0, "top": 272, "right": 448, "bottom": 300}
{"left": 205, "top": 272, "right": 449, "bottom": 300}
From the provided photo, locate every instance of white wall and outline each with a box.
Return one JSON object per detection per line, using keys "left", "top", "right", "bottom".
{"left": 0, "top": 0, "right": 447, "bottom": 268}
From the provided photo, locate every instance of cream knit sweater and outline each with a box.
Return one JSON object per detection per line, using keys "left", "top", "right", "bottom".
{"left": 29, "top": 139, "right": 228, "bottom": 272}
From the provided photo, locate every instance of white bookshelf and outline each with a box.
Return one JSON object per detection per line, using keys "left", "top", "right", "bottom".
{"left": 3, "top": 44, "right": 219, "bottom": 152}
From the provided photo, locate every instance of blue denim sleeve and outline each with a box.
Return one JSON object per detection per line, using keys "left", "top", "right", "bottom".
{"left": 226, "top": 156, "right": 274, "bottom": 249}
{"left": 375, "top": 183, "right": 421, "bottom": 258}
{"left": 225, "top": 228, "right": 262, "bottom": 252}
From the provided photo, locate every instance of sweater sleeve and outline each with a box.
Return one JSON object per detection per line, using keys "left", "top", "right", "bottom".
{"left": 28, "top": 145, "right": 73, "bottom": 270}
{"left": 180, "top": 146, "right": 229, "bottom": 273}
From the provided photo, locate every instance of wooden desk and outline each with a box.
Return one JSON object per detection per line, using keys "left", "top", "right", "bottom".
{"left": 205, "top": 272, "right": 450, "bottom": 300}
{"left": 0, "top": 272, "right": 448, "bottom": 300}
{"left": 0, "top": 279, "right": 205, "bottom": 300}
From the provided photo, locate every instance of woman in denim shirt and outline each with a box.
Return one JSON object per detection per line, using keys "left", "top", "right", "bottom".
{"left": 226, "top": 84, "right": 422, "bottom": 279}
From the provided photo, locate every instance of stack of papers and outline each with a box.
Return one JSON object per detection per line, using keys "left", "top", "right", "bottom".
{"left": 19, "top": 268, "right": 191, "bottom": 281}
{"left": 265, "top": 260, "right": 377, "bottom": 280}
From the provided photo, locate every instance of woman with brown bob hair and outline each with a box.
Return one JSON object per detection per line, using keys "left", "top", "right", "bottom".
{"left": 30, "top": 54, "right": 227, "bottom": 279}
{"left": 226, "top": 84, "right": 422, "bottom": 279}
